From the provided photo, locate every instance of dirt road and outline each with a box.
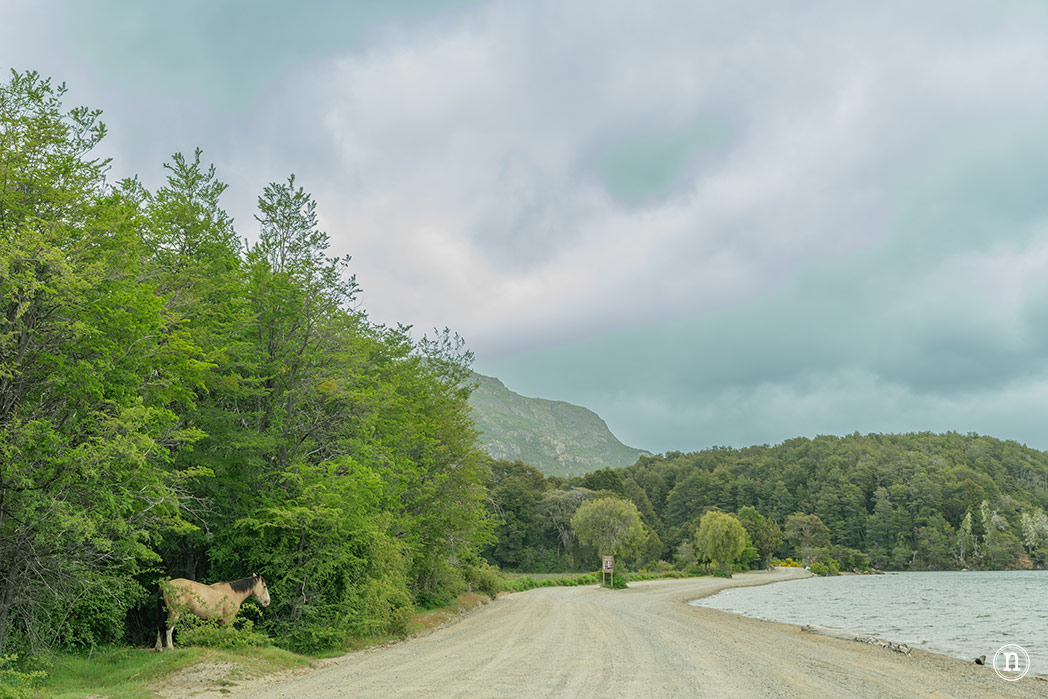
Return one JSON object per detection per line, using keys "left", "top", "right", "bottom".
{"left": 235, "top": 568, "right": 1041, "bottom": 698}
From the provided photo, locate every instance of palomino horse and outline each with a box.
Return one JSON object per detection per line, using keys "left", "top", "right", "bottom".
{"left": 155, "top": 573, "right": 271, "bottom": 651}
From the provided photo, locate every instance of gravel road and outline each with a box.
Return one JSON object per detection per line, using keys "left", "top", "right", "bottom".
{"left": 233, "top": 568, "right": 1042, "bottom": 698}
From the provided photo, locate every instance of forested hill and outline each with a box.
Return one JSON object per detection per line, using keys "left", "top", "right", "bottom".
{"left": 483, "top": 431, "right": 1048, "bottom": 572}
{"left": 468, "top": 373, "right": 649, "bottom": 476}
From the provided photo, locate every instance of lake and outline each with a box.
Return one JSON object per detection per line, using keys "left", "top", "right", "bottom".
{"left": 692, "top": 570, "right": 1048, "bottom": 677}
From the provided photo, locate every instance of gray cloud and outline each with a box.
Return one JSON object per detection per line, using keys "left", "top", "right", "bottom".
{"left": 6, "top": 0, "right": 1048, "bottom": 451}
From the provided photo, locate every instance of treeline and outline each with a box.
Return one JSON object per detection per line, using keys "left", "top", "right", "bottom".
{"left": 484, "top": 432, "right": 1048, "bottom": 573}
{"left": 0, "top": 71, "right": 494, "bottom": 657}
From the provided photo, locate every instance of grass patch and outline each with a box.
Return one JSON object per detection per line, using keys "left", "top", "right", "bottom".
{"left": 499, "top": 569, "right": 707, "bottom": 593}
{"left": 36, "top": 645, "right": 312, "bottom": 698}
{"left": 499, "top": 572, "right": 600, "bottom": 592}
{"left": 407, "top": 592, "right": 490, "bottom": 634}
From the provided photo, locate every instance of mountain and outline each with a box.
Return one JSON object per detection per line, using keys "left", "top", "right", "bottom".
{"left": 468, "top": 373, "right": 649, "bottom": 476}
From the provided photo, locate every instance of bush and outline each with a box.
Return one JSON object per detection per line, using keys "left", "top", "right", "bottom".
{"left": 464, "top": 560, "right": 502, "bottom": 599}
{"left": 651, "top": 560, "right": 676, "bottom": 574}
{"left": 809, "top": 558, "right": 840, "bottom": 576}
{"left": 413, "top": 557, "right": 466, "bottom": 609}
{"left": 605, "top": 572, "right": 628, "bottom": 589}
{"left": 176, "top": 618, "right": 271, "bottom": 650}
{"left": 772, "top": 557, "right": 804, "bottom": 568}
{"left": 830, "top": 546, "right": 871, "bottom": 572}
{"left": 498, "top": 572, "right": 599, "bottom": 593}
{"left": 0, "top": 655, "right": 46, "bottom": 699}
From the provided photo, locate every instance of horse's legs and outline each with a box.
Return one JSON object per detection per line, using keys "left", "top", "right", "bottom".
{"left": 156, "top": 588, "right": 166, "bottom": 652}
{"left": 165, "top": 611, "right": 178, "bottom": 650}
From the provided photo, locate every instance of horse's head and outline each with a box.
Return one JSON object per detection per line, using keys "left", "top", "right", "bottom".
{"left": 252, "top": 573, "right": 271, "bottom": 607}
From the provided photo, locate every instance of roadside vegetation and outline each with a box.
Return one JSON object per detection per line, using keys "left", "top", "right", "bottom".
{"left": 0, "top": 69, "right": 493, "bottom": 683}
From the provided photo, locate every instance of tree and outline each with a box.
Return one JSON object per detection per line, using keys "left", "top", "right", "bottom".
{"left": 537, "top": 487, "right": 598, "bottom": 568}
{"left": 694, "top": 511, "right": 746, "bottom": 576}
{"left": 737, "top": 506, "right": 782, "bottom": 568}
{"left": 784, "top": 513, "right": 831, "bottom": 565}
{"left": 570, "top": 497, "right": 645, "bottom": 561}
{"left": 1020, "top": 508, "right": 1048, "bottom": 567}
{"left": 0, "top": 71, "right": 202, "bottom": 653}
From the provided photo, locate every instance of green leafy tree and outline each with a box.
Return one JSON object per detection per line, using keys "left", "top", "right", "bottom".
{"left": 1020, "top": 508, "right": 1048, "bottom": 567}
{"left": 537, "top": 487, "right": 598, "bottom": 568}
{"left": 784, "top": 513, "right": 831, "bottom": 565}
{"left": 570, "top": 497, "right": 645, "bottom": 561}
{"left": 694, "top": 511, "right": 746, "bottom": 576}
{"left": 0, "top": 71, "right": 202, "bottom": 653}
{"left": 736, "top": 506, "right": 782, "bottom": 569}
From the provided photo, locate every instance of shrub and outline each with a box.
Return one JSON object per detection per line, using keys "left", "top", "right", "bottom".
{"left": 830, "top": 547, "right": 871, "bottom": 572}
{"left": 772, "top": 557, "right": 803, "bottom": 568}
{"left": 177, "top": 618, "right": 271, "bottom": 650}
{"left": 413, "top": 557, "right": 466, "bottom": 609}
{"left": 464, "top": 560, "right": 501, "bottom": 599}
{"left": 652, "top": 560, "right": 676, "bottom": 574}
{"left": 0, "top": 655, "right": 46, "bottom": 699}
{"left": 605, "top": 573, "right": 628, "bottom": 589}
{"left": 809, "top": 557, "right": 840, "bottom": 576}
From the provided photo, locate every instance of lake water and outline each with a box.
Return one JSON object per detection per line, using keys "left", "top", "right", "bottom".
{"left": 692, "top": 571, "right": 1048, "bottom": 677}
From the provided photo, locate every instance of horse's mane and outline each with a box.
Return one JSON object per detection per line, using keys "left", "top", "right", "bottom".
{"left": 227, "top": 576, "right": 257, "bottom": 593}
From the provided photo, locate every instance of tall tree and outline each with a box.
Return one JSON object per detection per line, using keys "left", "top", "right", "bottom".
{"left": 0, "top": 71, "right": 201, "bottom": 653}
{"left": 737, "top": 506, "right": 782, "bottom": 568}
{"left": 694, "top": 511, "right": 746, "bottom": 576}
{"left": 784, "top": 513, "right": 831, "bottom": 565}
{"left": 570, "top": 497, "right": 645, "bottom": 561}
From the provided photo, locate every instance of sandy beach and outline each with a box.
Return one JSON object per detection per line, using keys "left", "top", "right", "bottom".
{"left": 213, "top": 568, "right": 1042, "bottom": 698}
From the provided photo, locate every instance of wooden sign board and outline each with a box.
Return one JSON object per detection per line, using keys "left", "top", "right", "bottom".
{"left": 602, "top": 556, "right": 614, "bottom": 573}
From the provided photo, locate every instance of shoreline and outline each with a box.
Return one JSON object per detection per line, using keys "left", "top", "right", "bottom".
{"left": 665, "top": 568, "right": 1045, "bottom": 694}
{"left": 686, "top": 567, "right": 1047, "bottom": 679}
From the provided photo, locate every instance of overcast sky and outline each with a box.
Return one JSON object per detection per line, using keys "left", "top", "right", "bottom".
{"left": 5, "top": 1, "right": 1048, "bottom": 453}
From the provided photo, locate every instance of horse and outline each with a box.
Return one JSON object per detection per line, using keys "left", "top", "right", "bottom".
{"left": 155, "top": 573, "right": 271, "bottom": 651}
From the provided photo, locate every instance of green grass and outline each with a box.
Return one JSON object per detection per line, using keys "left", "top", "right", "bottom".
{"left": 36, "top": 645, "right": 313, "bottom": 698}
{"left": 498, "top": 568, "right": 707, "bottom": 593}
{"left": 30, "top": 591, "right": 497, "bottom": 698}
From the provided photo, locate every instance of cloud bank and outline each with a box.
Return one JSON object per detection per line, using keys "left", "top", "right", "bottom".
{"left": 6, "top": 0, "right": 1048, "bottom": 451}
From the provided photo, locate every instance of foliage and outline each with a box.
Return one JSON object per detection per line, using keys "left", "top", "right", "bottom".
{"left": 570, "top": 497, "right": 646, "bottom": 559}
{"left": 478, "top": 431, "right": 1048, "bottom": 575}
{"left": 0, "top": 69, "right": 201, "bottom": 655}
{"left": 784, "top": 513, "right": 832, "bottom": 565}
{"left": 772, "top": 557, "right": 803, "bottom": 568}
{"left": 464, "top": 558, "right": 502, "bottom": 600}
{"left": 694, "top": 511, "right": 747, "bottom": 576}
{"left": 737, "top": 506, "right": 782, "bottom": 568}
{"left": 177, "top": 617, "right": 271, "bottom": 650}
{"left": 0, "top": 654, "right": 46, "bottom": 699}
{"left": 808, "top": 559, "right": 839, "bottom": 576}
{"left": 499, "top": 573, "right": 599, "bottom": 592}
{"left": 0, "top": 69, "right": 493, "bottom": 659}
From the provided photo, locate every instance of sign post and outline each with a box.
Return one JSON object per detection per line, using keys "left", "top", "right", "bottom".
{"left": 602, "top": 555, "right": 614, "bottom": 588}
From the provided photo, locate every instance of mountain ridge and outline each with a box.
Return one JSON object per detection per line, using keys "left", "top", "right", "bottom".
{"left": 468, "top": 373, "right": 649, "bottom": 477}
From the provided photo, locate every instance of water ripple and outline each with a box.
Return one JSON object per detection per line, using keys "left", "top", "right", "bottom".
{"left": 692, "top": 571, "right": 1048, "bottom": 676}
